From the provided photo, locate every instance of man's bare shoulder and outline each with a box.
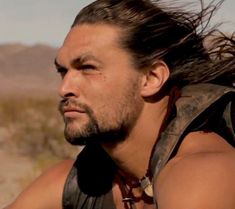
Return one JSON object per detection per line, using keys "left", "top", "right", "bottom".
{"left": 155, "top": 131, "right": 235, "bottom": 209}
{"left": 5, "top": 159, "right": 75, "bottom": 209}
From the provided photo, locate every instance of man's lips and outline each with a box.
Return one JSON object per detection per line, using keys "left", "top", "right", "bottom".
{"left": 62, "top": 106, "right": 86, "bottom": 117}
{"left": 63, "top": 107, "right": 85, "bottom": 113}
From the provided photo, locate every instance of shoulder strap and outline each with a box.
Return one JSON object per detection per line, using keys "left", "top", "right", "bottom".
{"left": 150, "top": 84, "right": 235, "bottom": 181}
{"left": 62, "top": 145, "right": 117, "bottom": 209}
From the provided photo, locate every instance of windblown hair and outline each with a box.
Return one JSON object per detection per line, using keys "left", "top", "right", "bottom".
{"left": 72, "top": 0, "right": 235, "bottom": 88}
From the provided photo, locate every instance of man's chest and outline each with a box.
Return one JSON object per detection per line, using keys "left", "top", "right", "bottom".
{"left": 112, "top": 183, "right": 156, "bottom": 209}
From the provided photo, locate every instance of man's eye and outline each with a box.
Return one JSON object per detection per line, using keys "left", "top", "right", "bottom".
{"left": 57, "top": 67, "right": 67, "bottom": 77}
{"left": 80, "top": 64, "right": 96, "bottom": 71}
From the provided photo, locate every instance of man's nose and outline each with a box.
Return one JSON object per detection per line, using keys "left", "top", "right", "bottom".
{"left": 58, "top": 70, "right": 80, "bottom": 98}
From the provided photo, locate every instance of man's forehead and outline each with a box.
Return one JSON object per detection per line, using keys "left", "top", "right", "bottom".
{"left": 63, "top": 23, "right": 122, "bottom": 48}
{"left": 56, "top": 24, "right": 124, "bottom": 65}
{"left": 55, "top": 49, "right": 100, "bottom": 67}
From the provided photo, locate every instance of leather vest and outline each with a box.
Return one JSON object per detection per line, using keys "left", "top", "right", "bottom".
{"left": 62, "top": 84, "right": 235, "bottom": 209}
{"left": 63, "top": 145, "right": 117, "bottom": 209}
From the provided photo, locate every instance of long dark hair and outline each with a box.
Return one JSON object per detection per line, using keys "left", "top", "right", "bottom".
{"left": 72, "top": 0, "right": 235, "bottom": 88}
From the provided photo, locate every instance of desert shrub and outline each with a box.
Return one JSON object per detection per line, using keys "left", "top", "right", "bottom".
{"left": 0, "top": 96, "right": 79, "bottom": 166}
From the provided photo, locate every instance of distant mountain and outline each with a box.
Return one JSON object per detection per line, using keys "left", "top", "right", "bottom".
{"left": 0, "top": 43, "right": 60, "bottom": 97}
{"left": 0, "top": 43, "right": 57, "bottom": 77}
{"left": 0, "top": 43, "right": 27, "bottom": 60}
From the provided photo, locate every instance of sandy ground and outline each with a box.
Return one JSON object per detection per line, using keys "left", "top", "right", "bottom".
{"left": 0, "top": 127, "right": 41, "bottom": 208}
{"left": 0, "top": 126, "right": 78, "bottom": 208}
{"left": 0, "top": 148, "right": 39, "bottom": 208}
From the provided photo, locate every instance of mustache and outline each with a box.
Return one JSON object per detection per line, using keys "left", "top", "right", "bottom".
{"left": 58, "top": 98, "right": 91, "bottom": 115}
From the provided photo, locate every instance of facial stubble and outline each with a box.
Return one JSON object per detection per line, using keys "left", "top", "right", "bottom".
{"left": 59, "top": 79, "right": 144, "bottom": 146}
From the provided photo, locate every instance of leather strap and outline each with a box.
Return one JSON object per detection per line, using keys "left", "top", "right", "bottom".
{"left": 150, "top": 84, "right": 235, "bottom": 181}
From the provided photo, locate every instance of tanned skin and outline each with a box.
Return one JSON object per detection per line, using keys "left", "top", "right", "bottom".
{"left": 5, "top": 24, "right": 235, "bottom": 209}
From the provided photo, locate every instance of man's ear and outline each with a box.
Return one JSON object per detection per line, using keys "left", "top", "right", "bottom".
{"left": 141, "top": 61, "right": 170, "bottom": 97}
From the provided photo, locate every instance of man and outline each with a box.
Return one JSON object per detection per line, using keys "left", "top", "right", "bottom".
{"left": 5, "top": 0, "right": 235, "bottom": 209}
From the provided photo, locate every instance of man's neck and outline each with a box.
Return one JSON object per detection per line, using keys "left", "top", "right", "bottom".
{"left": 102, "top": 96, "right": 169, "bottom": 180}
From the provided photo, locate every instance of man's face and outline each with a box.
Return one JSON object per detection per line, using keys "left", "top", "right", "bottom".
{"left": 55, "top": 24, "right": 144, "bottom": 145}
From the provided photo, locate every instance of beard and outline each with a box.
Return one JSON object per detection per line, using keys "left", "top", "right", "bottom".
{"left": 58, "top": 100, "right": 99, "bottom": 145}
{"left": 58, "top": 81, "right": 143, "bottom": 146}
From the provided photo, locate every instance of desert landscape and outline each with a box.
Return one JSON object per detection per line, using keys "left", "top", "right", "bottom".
{"left": 0, "top": 43, "right": 79, "bottom": 207}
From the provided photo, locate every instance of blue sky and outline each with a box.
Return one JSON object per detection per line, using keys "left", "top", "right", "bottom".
{"left": 0, "top": 0, "right": 234, "bottom": 46}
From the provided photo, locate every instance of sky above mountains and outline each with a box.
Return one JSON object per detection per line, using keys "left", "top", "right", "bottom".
{"left": 0, "top": 0, "right": 234, "bottom": 46}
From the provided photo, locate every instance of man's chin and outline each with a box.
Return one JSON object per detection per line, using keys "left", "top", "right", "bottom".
{"left": 64, "top": 130, "right": 91, "bottom": 146}
{"left": 63, "top": 122, "right": 95, "bottom": 145}
{"left": 65, "top": 137, "right": 88, "bottom": 146}
{"left": 64, "top": 133, "right": 102, "bottom": 146}
{"left": 64, "top": 129, "right": 128, "bottom": 146}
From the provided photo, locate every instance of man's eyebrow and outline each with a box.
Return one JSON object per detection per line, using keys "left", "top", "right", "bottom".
{"left": 54, "top": 59, "right": 62, "bottom": 68}
{"left": 71, "top": 54, "right": 102, "bottom": 68}
{"left": 54, "top": 54, "right": 102, "bottom": 69}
